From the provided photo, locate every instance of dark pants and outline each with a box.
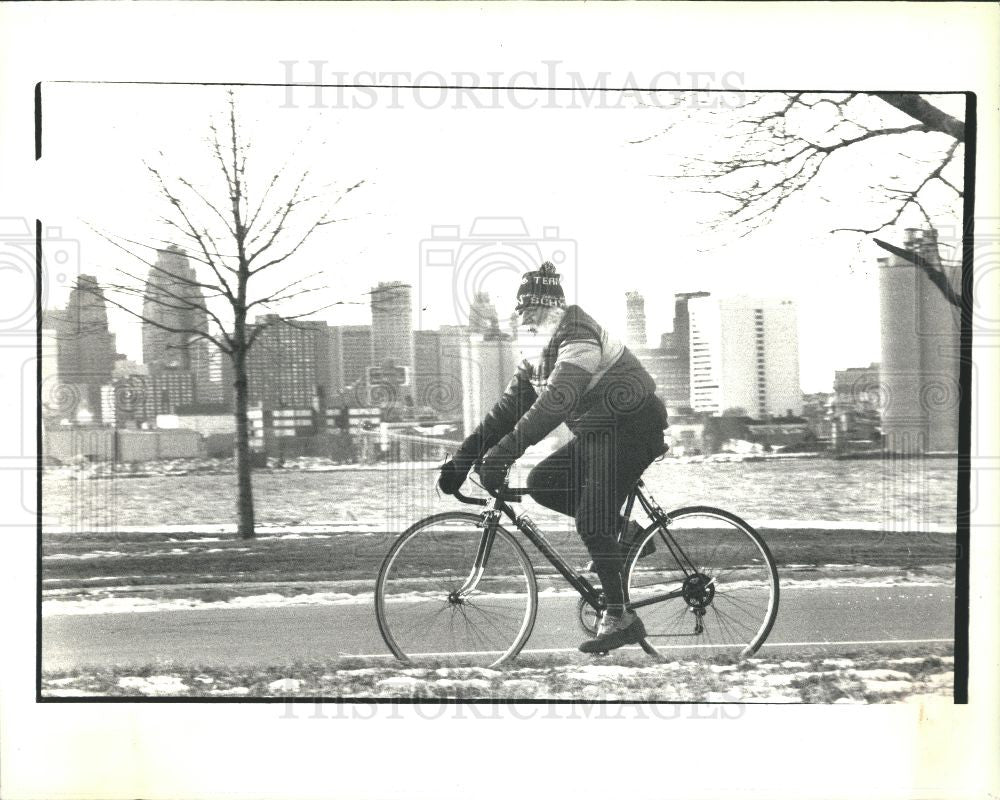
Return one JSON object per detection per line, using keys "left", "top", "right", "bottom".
{"left": 525, "top": 399, "right": 666, "bottom": 605}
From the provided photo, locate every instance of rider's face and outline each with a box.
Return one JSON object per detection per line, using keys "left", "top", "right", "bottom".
{"left": 518, "top": 305, "right": 546, "bottom": 333}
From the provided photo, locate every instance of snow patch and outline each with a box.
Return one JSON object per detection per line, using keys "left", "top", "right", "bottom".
{"left": 117, "top": 675, "right": 190, "bottom": 695}
{"left": 268, "top": 678, "right": 304, "bottom": 693}
{"left": 377, "top": 676, "right": 426, "bottom": 691}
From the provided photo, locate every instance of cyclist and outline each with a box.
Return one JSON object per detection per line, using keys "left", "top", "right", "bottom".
{"left": 438, "top": 261, "right": 668, "bottom": 653}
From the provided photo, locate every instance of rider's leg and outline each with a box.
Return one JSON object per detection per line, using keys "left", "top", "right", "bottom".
{"left": 528, "top": 439, "right": 640, "bottom": 546}
{"left": 525, "top": 439, "right": 578, "bottom": 517}
{"left": 577, "top": 422, "right": 661, "bottom": 603}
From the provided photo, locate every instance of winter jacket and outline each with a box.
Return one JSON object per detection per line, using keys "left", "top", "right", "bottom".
{"left": 460, "top": 305, "right": 667, "bottom": 459}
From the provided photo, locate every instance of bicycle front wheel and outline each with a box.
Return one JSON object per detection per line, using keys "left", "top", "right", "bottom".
{"left": 375, "top": 512, "right": 538, "bottom": 668}
{"left": 625, "top": 506, "right": 779, "bottom": 658}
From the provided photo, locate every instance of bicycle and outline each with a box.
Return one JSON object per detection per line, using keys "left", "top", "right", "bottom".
{"left": 375, "top": 449, "right": 780, "bottom": 668}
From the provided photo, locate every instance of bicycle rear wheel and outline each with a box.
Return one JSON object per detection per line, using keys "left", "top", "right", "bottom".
{"left": 375, "top": 512, "right": 538, "bottom": 668}
{"left": 625, "top": 506, "right": 779, "bottom": 658}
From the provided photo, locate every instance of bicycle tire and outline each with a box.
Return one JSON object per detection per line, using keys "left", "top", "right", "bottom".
{"left": 375, "top": 511, "right": 538, "bottom": 668}
{"left": 624, "top": 506, "right": 779, "bottom": 658}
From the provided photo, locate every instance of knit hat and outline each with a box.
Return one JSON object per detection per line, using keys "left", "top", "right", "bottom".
{"left": 514, "top": 261, "right": 566, "bottom": 313}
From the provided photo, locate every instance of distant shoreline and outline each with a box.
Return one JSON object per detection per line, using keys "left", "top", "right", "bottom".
{"left": 41, "top": 449, "right": 958, "bottom": 481}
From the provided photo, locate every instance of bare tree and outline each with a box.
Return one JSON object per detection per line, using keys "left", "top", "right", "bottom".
{"left": 88, "top": 91, "right": 364, "bottom": 538}
{"left": 633, "top": 92, "right": 965, "bottom": 306}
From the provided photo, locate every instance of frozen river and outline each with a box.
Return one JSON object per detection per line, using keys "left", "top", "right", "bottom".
{"left": 42, "top": 456, "right": 959, "bottom": 533}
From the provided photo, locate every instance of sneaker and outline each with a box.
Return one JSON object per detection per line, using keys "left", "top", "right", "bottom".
{"left": 578, "top": 610, "right": 646, "bottom": 654}
{"left": 582, "top": 522, "right": 655, "bottom": 572}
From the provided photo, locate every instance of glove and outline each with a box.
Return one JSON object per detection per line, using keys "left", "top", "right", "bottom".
{"left": 438, "top": 455, "right": 474, "bottom": 495}
{"left": 477, "top": 437, "right": 520, "bottom": 492}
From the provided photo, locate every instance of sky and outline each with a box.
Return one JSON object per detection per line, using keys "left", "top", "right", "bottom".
{"left": 39, "top": 83, "right": 965, "bottom": 392}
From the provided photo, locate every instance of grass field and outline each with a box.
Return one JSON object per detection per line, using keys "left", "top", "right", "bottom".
{"left": 43, "top": 523, "right": 956, "bottom": 606}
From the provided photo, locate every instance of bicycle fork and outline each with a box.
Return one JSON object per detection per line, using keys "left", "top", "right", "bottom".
{"left": 450, "top": 508, "right": 500, "bottom": 601}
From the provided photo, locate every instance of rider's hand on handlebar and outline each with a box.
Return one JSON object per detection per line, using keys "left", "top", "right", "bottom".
{"left": 438, "top": 455, "right": 474, "bottom": 495}
{"left": 478, "top": 442, "right": 518, "bottom": 492}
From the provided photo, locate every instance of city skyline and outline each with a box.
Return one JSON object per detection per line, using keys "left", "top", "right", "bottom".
{"left": 35, "top": 84, "right": 965, "bottom": 394}
{"left": 45, "top": 264, "right": 854, "bottom": 417}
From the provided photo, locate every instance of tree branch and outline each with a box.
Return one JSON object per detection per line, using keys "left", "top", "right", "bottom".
{"left": 873, "top": 93, "right": 965, "bottom": 141}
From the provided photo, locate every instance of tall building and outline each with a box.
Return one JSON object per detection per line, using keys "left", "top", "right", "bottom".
{"left": 142, "top": 245, "right": 208, "bottom": 370}
{"left": 633, "top": 347, "right": 689, "bottom": 411}
{"left": 370, "top": 281, "right": 415, "bottom": 371}
{"left": 460, "top": 333, "right": 517, "bottom": 437}
{"left": 625, "top": 291, "right": 648, "bottom": 349}
{"left": 329, "top": 325, "right": 374, "bottom": 398}
{"left": 670, "top": 291, "right": 711, "bottom": 408}
{"left": 190, "top": 337, "right": 234, "bottom": 407}
{"left": 414, "top": 326, "right": 467, "bottom": 418}
{"left": 878, "top": 227, "right": 960, "bottom": 453}
{"left": 246, "top": 315, "right": 331, "bottom": 409}
{"left": 468, "top": 292, "right": 501, "bottom": 338}
{"left": 48, "top": 274, "right": 118, "bottom": 422}
{"left": 688, "top": 296, "right": 801, "bottom": 418}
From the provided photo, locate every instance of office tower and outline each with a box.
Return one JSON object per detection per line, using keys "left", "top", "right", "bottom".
{"left": 878, "top": 227, "right": 960, "bottom": 453}
{"left": 329, "top": 325, "right": 374, "bottom": 397}
{"left": 190, "top": 337, "right": 234, "bottom": 407}
{"left": 414, "top": 326, "right": 466, "bottom": 418}
{"left": 246, "top": 315, "right": 331, "bottom": 409}
{"left": 670, "top": 291, "right": 711, "bottom": 408}
{"left": 688, "top": 296, "right": 802, "bottom": 418}
{"left": 370, "top": 281, "right": 415, "bottom": 370}
{"left": 460, "top": 332, "right": 516, "bottom": 438}
{"left": 625, "top": 291, "right": 648, "bottom": 349}
{"left": 142, "top": 245, "right": 208, "bottom": 370}
{"left": 49, "top": 274, "right": 118, "bottom": 422}
{"left": 632, "top": 346, "right": 689, "bottom": 411}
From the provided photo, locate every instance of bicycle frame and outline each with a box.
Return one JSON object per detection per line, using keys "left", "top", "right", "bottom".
{"left": 454, "top": 478, "right": 694, "bottom": 614}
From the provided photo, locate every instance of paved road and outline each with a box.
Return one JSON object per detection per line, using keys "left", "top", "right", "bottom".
{"left": 41, "top": 583, "right": 954, "bottom": 670}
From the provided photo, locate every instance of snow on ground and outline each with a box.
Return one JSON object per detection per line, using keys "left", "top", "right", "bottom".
{"left": 41, "top": 651, "right": 954, "bottom": 702}
{"left": 42, "top": 572, "right": 953, "bottom": 616}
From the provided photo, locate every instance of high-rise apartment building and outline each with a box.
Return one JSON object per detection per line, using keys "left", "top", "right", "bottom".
{"left": 329, "top": 325, "right": 374, "bottom": 398}
{"left": 878, "top": 227, "right": 960, "bottom": 453}
{"left": 625, "top": 291, "right": 648, "bottom": 349}
{"left": 246, "top": 315, "right": 331, "bottom": 409}
{"left": 142, "top": 245, "right": 208, "bottom": 371}
{"left": 688, "top": 296, "right": 801, "bottom": 418}
{"left": 370, "top": 281, "right": 415, "bottom": 371}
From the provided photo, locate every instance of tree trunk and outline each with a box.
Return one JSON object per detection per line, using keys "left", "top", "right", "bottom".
{"left": 232, "top": 351, "right": 256, "bottom": 539}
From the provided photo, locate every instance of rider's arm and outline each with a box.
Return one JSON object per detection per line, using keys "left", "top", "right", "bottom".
{"left": 495, "top": 339, "right": 600, "bottom": 455}
{"left": 457, "top": 359, "right": 539, "bottom": 460}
